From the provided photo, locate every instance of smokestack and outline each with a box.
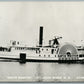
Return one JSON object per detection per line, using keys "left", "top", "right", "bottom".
{"left": 39, "top": 26, "right": 43, "bottom": 47}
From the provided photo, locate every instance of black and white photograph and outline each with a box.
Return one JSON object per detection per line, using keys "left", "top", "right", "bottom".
{"left": 0, "top": 1, "right": 84, "bottom": 82}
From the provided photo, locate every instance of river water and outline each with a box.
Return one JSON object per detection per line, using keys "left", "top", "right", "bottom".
{"left": 0, "top": 61, "right": 84, "bottom": 82}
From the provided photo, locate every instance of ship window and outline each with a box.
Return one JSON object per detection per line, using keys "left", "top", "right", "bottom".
{"left": 39, "top": 50, "right": 40, "bottom": 53}
{"left": 46, "top": 49, "right": 48, "bottom": 51}
{"left": 79, "top": 54, "right": 84, "bottom": 57}
{"left": 39, "top": 55, "right": 41, "bottom": 57}
{"left": 36, "top": 50, "right": 40, "bottom": 54}
{"left": 42, "top": 49, "right": 44, "bottom": 51}
{"left": 44, "top": 55, "right": 46, "bottom": 57}
{"left": 48, "top": 55, "right": 50, "bottom": 57}
{"left": 55, "top": 55, "right": 56, "bottom": 57}
{"left": 59, "top": 55, "right": 62, "bottom": 57}
{"left": 51, "top": 49, "right": 54, "bottom": 54}
{"left": 57, "top": 48, "right": 59, "bottom": 53}
{"left": 36, "top": 50, "right": 38, "bottom": 53}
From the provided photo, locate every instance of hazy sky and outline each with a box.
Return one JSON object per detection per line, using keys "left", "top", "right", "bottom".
{"left": 0, "top": 1, "right": 84, "bottom": 46}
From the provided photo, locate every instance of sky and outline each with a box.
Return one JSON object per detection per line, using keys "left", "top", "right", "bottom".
{"left": 0, "top": 1, "right": 84, "bottom": 46}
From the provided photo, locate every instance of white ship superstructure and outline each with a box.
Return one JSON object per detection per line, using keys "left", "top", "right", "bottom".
{"left": 0, "top": 26, "right": 83, "bottom": 63}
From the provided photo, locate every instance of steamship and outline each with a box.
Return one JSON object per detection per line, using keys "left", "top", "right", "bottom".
{"left": 0, "top": 26, "right": 84, "bottom": 63}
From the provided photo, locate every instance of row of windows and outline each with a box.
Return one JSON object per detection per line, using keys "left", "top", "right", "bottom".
{"left": 39, "top": 55, "right": 57, "bottom": 57}
{"left": 14, "top": 47, "right": 57, "bottom": 54}
{"left": 15, "top": 47, "right": 25, "bottom": 50}
{"left": 36, "top": 49, "right": 57, "bottom": 54}
{"left": 41, "top": 48, "right": 57, "bottom": 51}
{"left": 59, "top": 58, "right": 78, "bottom": 60}
{"left": 15, "top": 47, "right": 39, "bottom": 50}
{"left": 79, "top": 55, "right": 84, "bottom": 57}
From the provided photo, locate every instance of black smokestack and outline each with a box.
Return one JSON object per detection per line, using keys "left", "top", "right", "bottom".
{"left": 39, "top": 26, "right": 43, "bottom": 47}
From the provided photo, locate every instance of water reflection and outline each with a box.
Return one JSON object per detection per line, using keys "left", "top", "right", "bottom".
{"left": 0, "top": 61, "right": 83, "bottom": 82}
